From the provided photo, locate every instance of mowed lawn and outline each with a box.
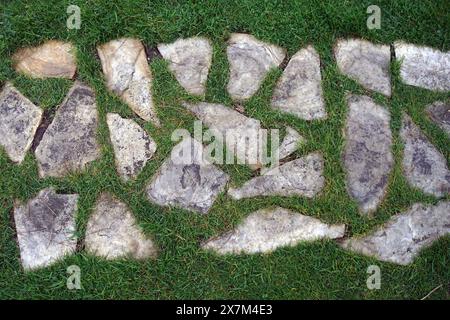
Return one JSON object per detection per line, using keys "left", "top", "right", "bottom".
{"left": 0, "top": 0, "right": 449, "bottom": 299}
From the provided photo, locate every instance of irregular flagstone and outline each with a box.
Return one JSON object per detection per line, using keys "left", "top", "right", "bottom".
{"left": 182, "top": 102, "right": 264, "bottom": 170}
{"left": 146, "top": 136, "right": 229, "bottom": 214}
{"left": 335, "top": 39, "right": 391, "bottom": 96}
{"left": 394, "top": 42, "right": 450, "bottom": 92}
{"left": 227, "top": 33, "right": 286, "bottom": 100}
{"left": 202, "top": 207, "right": 346, "bottom": 255}
{"left": 107, "top": 113, "right": 157, "bottom": 181}
{"left": 12, "top": 40, "right": 77, "bottom": 79}
{"left": 85, "top": 193, "right": 158, "bottom": 260}
{"left": 158, "top": 37, "right": 212, "bottom": 96}
{"left": 13, "top": 188, "right": 78, "bottom": 270}
{"left": 426, "top": 101, "right": 450, "bottom": 136}
{"left": 97, "top": 38, "right": 160, "bottom": 125}
{"left": 341, "top": 201, "right": 450, "bottom": 265}
{"left": 277, "top": 126, "right": 305, "bottom": 160}
{"left": 343, "top": 95, "right": 393, "bottom": 215}
{"left": 400, "top": 113, "right": 450, "bottom": 197}
{"left": 271, "top": 46, "right": 327, "bottom": 120}
{"left": 0, "top": 83, "right": 42, "bottom": 163}
{"left": 35, "top": 82, "right": 100, "bottom": 178}
{"left": 228, "top": 152, "right": 324, "bottom": 200}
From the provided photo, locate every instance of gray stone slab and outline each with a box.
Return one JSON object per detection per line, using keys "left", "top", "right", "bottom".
{"left": 228, "top": 152, "right": 324, "bottom": 200}
{"left": 426, "top": 101, "right": 450, "bottom": 136}
{"left": 395, "top": 42, "right": 450, "bottom": 92}
{"left": 158, "top": 37, "right": 212, "bottom": 96}
{"left": 278, "top": 126, "right": 305, "bottom": 160}
{"left": 85, "top": 193, "right": 158, "bottom": 260}
{"left": 35, "top": 82, "right": 100, "bottom": 178}
{"left": 400, "top": 113, "right": 450, "bottom": 197}
{"left": 227, "top": 33, "right": 286, "bottom": 100}
{"left": 341, "top": 201, "right": 450, "bottom": 265}
{"left": 0, "top": 83, "right": 42, "bottom": 163}
{"left": 107, "top": 113, "right": 157, "bottom": 181}
{"left": 335, "top": 39, "right": 391, "bottom": 96}
{"left": 146, "top": 136, "right": 229, "bottom": 214}
{"left": 202, "top": 207, "right": 345, "bottom": 254}
{"left": 343, "top": 95, "right": 393, "bottom": 215}
{"left": 98, "top": 38, "right": 160, "bottom": 126}
{"left": 271, "top": 46, "right": 327, "bottom": 120}
{"left": 13, "top": 188, "right": 78, "bottom": 270}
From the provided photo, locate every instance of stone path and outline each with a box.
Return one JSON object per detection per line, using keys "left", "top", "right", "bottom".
{"left": 3, "top": 36, "right": 450, "bottom": 270}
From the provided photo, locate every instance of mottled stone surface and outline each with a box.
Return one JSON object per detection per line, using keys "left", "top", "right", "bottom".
{"left": 426, "top": 101, "right": 450, "bottom": 136}
{"left": 335, "top": 39, "right": 391, "bottom": 96}
{"left": 0, "top": 83, "right": 42, "bottom": 163}
{"left": 107, "top": 113, "right": 157, "bottom": 181}
{"left": 278, "top": 126, "right": 305, "bottom": 160}
{"left": 227, "top": 33, "right": 286, "bottom": 100}
{"left": 85, "top": 193, "right": 158, "bottom": 260}
{"left": 158, "top": 37, "right": 212, "bottom": 96}
{"left": 395, "top": 42, "right": 450, "bottom": 92}
{"left": 12, "top": 40, "right": 77, "bottom": 79}
{"left": 228, "top": 152, "right": 324, "bottom": 200}
{"left": 341, "top": 201, "right": 450, "bottom": 265}
{"left": 203, "top": 207, "right": 345, "bottom": 255}
{"left": 98, "top": 38, "right": 160, "bottom": 125}
{"left": 271, "top": 46, "right": 327, "bottom": 120}
{"left": 146, "top": 136, "right": 229, "bottom": 214}
{"left": 343, "top": 95, "right": 393, "bottom": 215}
{"left": 13, "top": 188, "right": 78, "bottom": 270}
{"left": 400, "top": 114, "right": 450, "bottom": 197}
{"left": 35, "top": 82, "right": 100, "bottom": 178}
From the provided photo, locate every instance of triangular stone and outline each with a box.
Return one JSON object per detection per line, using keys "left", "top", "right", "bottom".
{"left": 426, "top": 101, "right": 450, "bottom": 136}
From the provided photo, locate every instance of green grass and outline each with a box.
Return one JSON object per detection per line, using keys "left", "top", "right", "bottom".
{"left": 0, "top": 0, "right": 449, "bottom": 299}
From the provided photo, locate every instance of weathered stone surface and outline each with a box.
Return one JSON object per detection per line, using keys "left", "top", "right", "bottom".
{"left": 35, "top": 82, "right": 100, "bottom": 178}
{"left": 85, "top": 193, "right": 158, "bottom": 260}
{"left": 394, "top": 42, "right": 450, "bottom": 92}
{"left": 426, "top": 101, "right": 450, "bottom": 136}
{"left": 97, "top": 38, "right": 160, "bottom": 125}
{"left": 12, "top": 40, "right": 77, "bottom": 79}
{"left": 13, "top": 188, "right": 78, "bottom": 270}
{"left": 107, "top": 113, "right": 157, "bottom": 181}
{"left": 343, "top": 95, "right": 393, "bottom": 215}
{"left": 271, "top": 46, "right": 327, "bottom": 120}
{"left": 278, "top": 126, "right": 305, "bottom": 160}
{"left": 227, "top": 33, "right": 286, "bottom": 100}
{"left": 203, "top": 207, "right": 345, "bottom": 255}
{"left": 335, "top": 39, "right": 391, "bottom": 96}
{"left": 400, "top": 113, "right": 450, "bottom": 197}
{"left": 146, "top": 136, "right": 229, "bottom": 214}
{"left": 158, "top": 37, "right": 212, "bottom": 96}
{"left": 182, "top": 102, "right": 264, "bottom": 170}
{"left": 0, "top": 83, "right": 42, "bottom": 163}
{"left": 228, "top": 152, "right": 324, "bottom": 200}
{"left": 341, "top": 201, "right": 450, "bottom": 265}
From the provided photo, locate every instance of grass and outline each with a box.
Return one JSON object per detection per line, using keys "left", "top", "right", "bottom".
{"left": 0, "top": 0, "right": 449, "bottom": 299}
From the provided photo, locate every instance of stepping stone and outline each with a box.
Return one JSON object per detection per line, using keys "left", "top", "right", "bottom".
{"left": 202, "top": 207, "right": 345, "bottom": 255}
{"left": 227, "top": 33, "right": 286, "bottom": 100}
{"left": 277, "top": 126, "right": 305, "bottom": 160}
{"left": 341, "top": 201, "right": 450, "bottom": 265}
{"left": 146, "top": 136, "right": 229, "bottom": 214}
{"left": 107, "top": 113, "right": 157, "bottom": 181}
{"left": 228, "top": 152, "right": 324, "bottom": 200}
{"left": 335, "top": 39, "right": 391, "bottom": 96}
{"left": 158, "top": 37, "right": 212, "bottom": 96}
{"left": 85, "top": 193, "right": 158, "bottom": 260}
{"left": 12, "top": 40, "right": 77, "bottom": 79}
{"left": 0, "top": 83, "right": 42, "bottom": 163}
{"left": 13, "top": 188, "right": 78, "bottom": 270}
{"left": 35, "top": 82, "right": 100, "bottom": 178}
{"left": 426, "top": 101, "right": 450, "bottom": 136}
{"left": 394, "top": 42, "right": 450, "bottom": 92}
{"left": 182, "top": 102, "right": 265, "bottom": 170}
{"left": 343, "top": 95, "right": 393, "bottom": 215}
{"left": 97, "top": 38, "right": 160, "bottom": 126}
{"left": 400, "top": 113, "right": 450, "bottom": 197}
{"left": 271, "top": 46, "right": 327, "bottom": 120}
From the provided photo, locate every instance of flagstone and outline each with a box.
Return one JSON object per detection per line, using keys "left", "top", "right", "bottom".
{"left": 426, "top": 101, "right": 450, "bottom": 136}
